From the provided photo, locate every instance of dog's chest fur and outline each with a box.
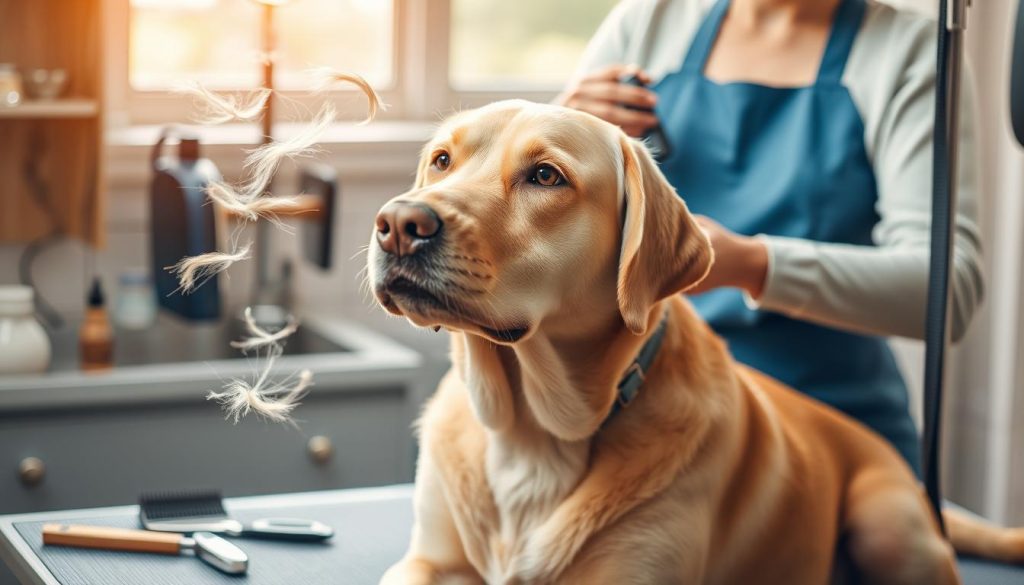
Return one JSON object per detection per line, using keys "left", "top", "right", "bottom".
{"left": 485, "top": 431, "right": 589, "bottom": 569}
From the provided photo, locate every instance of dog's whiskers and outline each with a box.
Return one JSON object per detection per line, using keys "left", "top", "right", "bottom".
{"left": 356, "top": 265, "right": 374, "bottom": 305}
{"left": 350, "top": 243, "right": 371, "bottom": 262}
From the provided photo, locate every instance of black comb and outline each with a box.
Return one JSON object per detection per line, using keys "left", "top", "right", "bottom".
{"left": 139, "top": 489, "right": 227, "bottom": 521}
{"left": 138, "top": 489, "right": 334, "bottom": 542}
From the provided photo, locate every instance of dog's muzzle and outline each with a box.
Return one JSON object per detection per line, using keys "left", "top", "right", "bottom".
{"left": 375, "top": 200, "right": 443, "bottom": 259}
{"left": 370, "top": 199, "right": 529, "bottom": 344}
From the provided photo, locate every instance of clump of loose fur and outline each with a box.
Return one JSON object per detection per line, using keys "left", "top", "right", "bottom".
{"left": 209, "top": 308, "right": 311, "bottom": 425}
{"left": 208, "top": 361, "right": 313, "bottom": 425}
{"left": 169, "top": 242, "right": 252, "bottom": 294}
{"left": 309, "top": 68, "right": 386, "bottom": 124}
{"left": 175, "top": 82, "right": 271, "bottom": 125}
{"left": 240, "top": 103, "right": 336, "bottom": 198}
{"left": 205, "top": 181, "right": 303, "bottom": 225}
{"left": 231, "top": 306, "right": 300, "bottom": 351}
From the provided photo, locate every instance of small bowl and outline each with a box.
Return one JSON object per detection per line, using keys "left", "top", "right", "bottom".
{"left": 25, "top": 69, "right": 68, "bottom": 100}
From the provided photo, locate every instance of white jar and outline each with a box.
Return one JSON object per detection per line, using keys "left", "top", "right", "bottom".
{"left": 0, "top": 286, "right": 52, "bottom": 375}
{"left": 114, "top": 269, "right": 156, "bottom": 330}
{"left": 0, "top": 64, "right": 23, "bottom": 107}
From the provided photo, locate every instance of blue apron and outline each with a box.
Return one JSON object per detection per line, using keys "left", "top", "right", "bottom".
{"left": 653, "top": 0, "right": 920, "bottom": 471}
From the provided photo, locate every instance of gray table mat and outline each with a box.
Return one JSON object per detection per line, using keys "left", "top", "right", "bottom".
{"left": 10, "top": 494, "right": 1022, "bottom": 585}
{"left": 958, "top": 556, "right": 1024, "bottom": 585}
{"left": 13, "top": 497, "right": 413, "bottom": 585}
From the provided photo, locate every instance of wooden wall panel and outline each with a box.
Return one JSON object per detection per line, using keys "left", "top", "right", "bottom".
{"left": 0, "top": 0, "right": 104, "bottom": 245}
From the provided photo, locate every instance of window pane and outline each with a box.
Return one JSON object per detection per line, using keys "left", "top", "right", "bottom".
{"left": 130, "top": 0, "right": 393, "bottom": 91}
{"left": 450, "top": 0, "right": 618, "bottom": 88}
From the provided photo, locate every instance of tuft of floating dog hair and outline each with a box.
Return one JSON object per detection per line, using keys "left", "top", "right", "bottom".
{"left": 206, "top": 181, "right": 302, "bottom": 226}
{"left": 309, "top": 68, "right": 385, "bottom": 124}
{"left": 175, "top": 82, "right": 270, "bottom": 125}
{"left": 240, "top": 103, "right": 336, "bottom": 199}
{"left": 210, "top": 308, "right": 312, "bottom": 425}
{"left": 231, "top": 306, "right": 300, "bottom": 351}
{"left": 169, "top": 242, "right": 252, "bottom": 294}
{"left": 208, "top": 363, "right": 313, "bottom": 425}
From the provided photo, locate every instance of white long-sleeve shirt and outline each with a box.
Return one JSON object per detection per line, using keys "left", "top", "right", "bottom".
{"left": 572, "top": 0, "right": 985, "bottom": 341}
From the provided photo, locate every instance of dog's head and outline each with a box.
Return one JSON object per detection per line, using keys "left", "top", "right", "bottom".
{"left": 368, "top": 100, "right": 711, "bottom": 343}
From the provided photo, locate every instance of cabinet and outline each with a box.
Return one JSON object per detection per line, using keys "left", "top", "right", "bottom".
{"left": 0, "top": 386, "right": 413, "bottom": 515}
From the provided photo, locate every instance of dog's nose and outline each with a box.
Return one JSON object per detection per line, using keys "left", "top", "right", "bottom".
{"left": 375, "top": 201, "right": 443, "bottom": 257}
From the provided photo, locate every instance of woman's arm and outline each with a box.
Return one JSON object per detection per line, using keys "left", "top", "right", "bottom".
{"left": 745, "top": 14, "right": 985, "bottom": 342}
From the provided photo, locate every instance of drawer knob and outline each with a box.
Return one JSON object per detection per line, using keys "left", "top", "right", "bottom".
{"left": 19, "top": 457, "right": 46, "bottom": 487}
{"left": 307, "top": 436, "right": 333, "bottom": 465}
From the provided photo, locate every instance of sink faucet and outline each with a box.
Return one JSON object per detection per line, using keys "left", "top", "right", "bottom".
{"left": 249, "top": 0, "right": 289, "bottom": 321}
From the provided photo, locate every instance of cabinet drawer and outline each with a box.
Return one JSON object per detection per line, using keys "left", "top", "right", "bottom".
{"left": 0, "top": 386, "right": 413, "bottom": 514}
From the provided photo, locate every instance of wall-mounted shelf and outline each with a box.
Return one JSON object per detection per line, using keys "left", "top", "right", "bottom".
{"left": 0, "top": 0, "right": 105, "bottom": 246}
{"left": 0, "top": 99, "right": 99, "bottom": 119}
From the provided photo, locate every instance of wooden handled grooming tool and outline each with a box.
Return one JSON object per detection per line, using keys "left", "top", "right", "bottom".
{"left": 42, "top": 524, "right": 248, "bottom": 574}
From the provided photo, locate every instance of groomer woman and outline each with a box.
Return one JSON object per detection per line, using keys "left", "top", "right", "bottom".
{"left": 559, "top": 0, "right": 984, "bottom": 471}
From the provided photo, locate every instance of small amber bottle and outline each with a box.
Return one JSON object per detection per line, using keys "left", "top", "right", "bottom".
{"left": 79, "top": 278, "right": 114, "bottom": 371}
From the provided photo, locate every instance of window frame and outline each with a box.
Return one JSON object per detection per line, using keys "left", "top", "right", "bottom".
{"left": 105, "top": 0, "right": 566, "bottom": 129}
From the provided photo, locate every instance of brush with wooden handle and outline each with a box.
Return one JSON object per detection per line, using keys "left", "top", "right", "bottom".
{"left": 42, "top": 524, "right": 248, "bottom": 574}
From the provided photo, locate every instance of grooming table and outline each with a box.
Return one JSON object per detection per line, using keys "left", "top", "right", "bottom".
{"left": 0, "top": 485, "right": 1019, "bottom": 584}
{"left": 0, "top": 486, "right": 413, "bottom": 585}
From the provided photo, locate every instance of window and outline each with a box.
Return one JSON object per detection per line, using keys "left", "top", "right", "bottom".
{"left": 115, "top": 0, "right": 617, "bottom": 125}
{"left": 450, "top": 0, "right": 618, "bottom": 88}
{"left": 129, "top": 0, "right": 393, "bottom": 90}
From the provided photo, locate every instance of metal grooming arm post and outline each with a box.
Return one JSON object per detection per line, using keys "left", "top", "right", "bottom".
{"left": 1013, "top": 0, "right": 1024, "bottom": 145}
{"left": 921, "top": 0, "right": 970, "bottom": 534}
{"left": 253, "top": 1, "right": 276, "bottom": 304}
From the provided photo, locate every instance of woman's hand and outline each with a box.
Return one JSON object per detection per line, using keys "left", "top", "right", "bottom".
{"left": 555, "top": 64, "right": 660, "bottom": 138}
{"left": 689, "top": 216, "right": 769, "bottom": 299}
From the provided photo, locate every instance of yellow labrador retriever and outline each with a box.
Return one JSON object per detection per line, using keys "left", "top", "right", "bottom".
{"left": 368, "top": 100, "right": 1022, "bottom": 584}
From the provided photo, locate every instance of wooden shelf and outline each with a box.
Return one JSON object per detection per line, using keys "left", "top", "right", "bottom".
{"left": 0, "top": 0, "right": 105, "bottom": 245}
{"left": 0, "top": 99, "right": 99, "bottom": 120}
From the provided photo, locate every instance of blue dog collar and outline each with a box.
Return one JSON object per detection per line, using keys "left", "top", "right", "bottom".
{"left": 604, "top": 311, "right": 670, "bottom": 424}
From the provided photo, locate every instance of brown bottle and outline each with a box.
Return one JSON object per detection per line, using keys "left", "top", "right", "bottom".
{"left": 80, "top": 278, "right": 114, "bottom": 371}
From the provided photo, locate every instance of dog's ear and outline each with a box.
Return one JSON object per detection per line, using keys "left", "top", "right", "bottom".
{"left": 617, "top": 136, "right": 713, "bottom": 335}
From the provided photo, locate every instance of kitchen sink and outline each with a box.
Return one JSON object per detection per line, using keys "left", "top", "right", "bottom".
{"left": 0, "top": 312, "right": 422, "bottom": 412}
{"left": 46, "top": 312, "right": 349, "bottom": 372}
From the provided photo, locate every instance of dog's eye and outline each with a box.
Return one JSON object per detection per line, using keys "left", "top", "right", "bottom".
{"left": 530, "top": 164, "right": 565, "bottom": 187}
{"left": 433, "top": 152, "right": 451, "bottom": 171}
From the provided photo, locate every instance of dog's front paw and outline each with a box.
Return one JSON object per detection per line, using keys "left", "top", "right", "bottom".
{"left": 379, "top": 559, "right": 438, "bottom": 585}
{"left": 381, "top": 560, "right": 484, "bottom": 585}
{"left": 379, "top": 563, "right": 412, "bottom": 585}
